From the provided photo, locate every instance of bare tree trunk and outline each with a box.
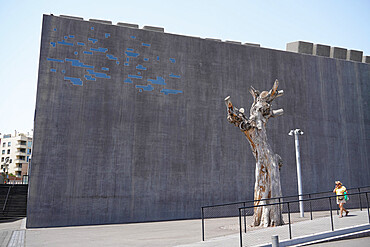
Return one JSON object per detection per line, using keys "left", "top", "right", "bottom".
{"left": 225, "top": 80, "right": 284, "bottom": 227}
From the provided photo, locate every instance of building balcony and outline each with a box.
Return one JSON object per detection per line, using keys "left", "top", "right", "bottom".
{"left": 15, "top": 159, "right": 28, "bottom": 164}
{"left": 15, "top": 144, "right": 27, "bottom": 148}
{"left": 14, "top": 167, "right": 22, "bottom": 172}
{"left": 15, "top": 151, "right": 26, "bottom": 156}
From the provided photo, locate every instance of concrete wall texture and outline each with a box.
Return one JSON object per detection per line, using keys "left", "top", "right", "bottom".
{"left": 27, "top": 15, "right": 370, "bottom": 227}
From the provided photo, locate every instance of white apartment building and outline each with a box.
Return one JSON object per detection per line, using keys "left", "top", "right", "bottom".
{"left": 0, "top": 132, "right": 32, "bottom": 178}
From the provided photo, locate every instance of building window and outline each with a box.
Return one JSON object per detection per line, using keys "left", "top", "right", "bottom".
{"left": 9, "top": 159, "right": 12, "bottom": 163}
{"left": 27, "top": 149, "right": 32, "bottom": 154}
{"left": 28, "top": 141, "right": 32, "bottom": 147}
{"left": 8, "top": 142, "right": 11, "bottom": 147}
{"left": 7, "top": 149, "right": 10, "bottom": 154}
{"left": 2, "top": 143, "right": 5, "bottom": 147}
{"left": 1, "top": 157, "right": 3, "bottom": 162}
{"left": 19, "top": 164, "right": 22, "bottom": 168}
{"left": 1, "top": 150, "right": 4, "bottom": 154}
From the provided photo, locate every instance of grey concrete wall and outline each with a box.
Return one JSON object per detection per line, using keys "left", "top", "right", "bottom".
{"left": 27, "top": 15, "right": 370, "bottom": 228}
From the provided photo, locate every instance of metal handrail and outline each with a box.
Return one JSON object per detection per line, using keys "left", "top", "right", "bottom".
{"left": 2, "top": 185, "right": 14, "bottom": 212}
{"left": 202, "top": 185, "right": 370, "bottom": 208}
{"left": 237, "top": 191, "right": 370, "bottom": 247}
{"left": 201, "top": 185, "right": 370, "bottom": 241}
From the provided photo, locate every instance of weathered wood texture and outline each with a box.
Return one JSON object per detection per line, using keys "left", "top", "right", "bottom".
{"left": 225, "top": 80, "right": 284, "bottom": 226}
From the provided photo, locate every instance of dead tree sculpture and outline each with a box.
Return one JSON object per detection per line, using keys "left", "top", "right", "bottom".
{"left": 225, "top": 79, "right": 284, "bottom": 227}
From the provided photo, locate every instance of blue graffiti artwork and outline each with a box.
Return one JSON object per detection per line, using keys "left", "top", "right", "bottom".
{"left": 64, "top": 76, "right": 83, "bottom": 86}
{"left": 125, "top": 51, "right": 140, "bottom": 57}
{"left": 148, "top": 76, "right": 166, "bottom": 85}
{"left": 48, "top": 25, "right": 183, "bottom": 93}
{"left": 65, "top": 58, "right": 94, "bottom": 68}
{"left": 136, "top": 65, "right": 147, "bottom": 70}
{"left": 160, "top": 89, "right": 183, "bottom": 95}
{"left": 136, "top": 84, "right": 154, "bottom": 92}
{"left": 88, "top": 38, "right": 98, "bottom": 44}
{"left": 58, "top": 40, "right": 74, "bottom": 46}
{"left": 169, "top": 73, "right": 181, "bottom": 78}
{"left": 90, "top": 47, "right": 108, "bottom": 53}
{"left": 86, "top": 69, "right": 111, "bottom": 79}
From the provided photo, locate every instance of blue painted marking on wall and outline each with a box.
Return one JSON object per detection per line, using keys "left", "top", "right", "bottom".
{"left": 142, "top": 43, "right": 151, "bottom": 47}
{"left": 136, "top": 65, "right": 147, "bottom": 70}
{"left": 62, "top": 70, "right": 66, "bottom": 74}
{"left": 124, "top": 63, "right": 129, "bottom": 66}
{"left": 84, "top": 75, "right": 96, "bottom": 81}
{"left": 86, "top": 69, "right": 111, "bottom": 79}
{"left": 106, "top": 54, "right": 118, "bottom": 60}
{"left": 144, "top": 58, "right": 149, "bottom": 61}
{"left": 64, "top": 76, "right": 83, "bottom": 86}
{"left": 105, "top": 33, "right": 110, "bottom": 38}
{"left": 50, "top": 42, "right": 56, "bottom": 47}
{"left": 147, "top": 76, "right": 166, "bottom": 85}
{"left": 91, "top": 27, "right": 94, "bottom": 30}
{"left": 101, "top": 67, "right": 109, "bottom": 71}
{"left": 90, "top": 47, "right": 108, "bottom": 53}
{"left": 169, "top": 73, "right": 181, "bottom": 78}
{"left": 74, "top": 51, "right": 78, "bottom": 55}
{"left": 50, "top": 69, "right": 56, "bottom": 72}
{"left": 116, "top": 61, "right": 120, "bottom": 65}
{"left": 65, "top": 58, "right": 94, "bottom": 68}
{"left": 130, "top": 36, "right": 136, "bottom": 39}
{"left": 160, "top": 89, "right": 183, "bottom": 95}
{"left": 128, "top": 75, "right": 143, "bottom": 79}
{"left": 58, "top": 40, "right": 74, "bottom": 46}
{"left": 127, "top": 48, "right": 134, "bottom": 51}
{"left": 136, "top": 84, "right": 154, "bottom": 92}
{"left": 88, "top": 38, "right": 98, "bottom": 44}
{"left": 77, "top": 42, "right": 85, "bottom": 46}
{"left": 138, "top": 72, "right": 141, "bottom": 75}
{"left": 124, "top": 78, "right": 133, "bottom": 83}
{"left": 64, "top": 36, "right": 68, "bottom": 39}
{"left": 125, "top": 51, "right": 140, "bottom": 57}
{"left": 83, "top": 51, "right": 93, "bottom": 55}
{"left": 169, "top": 58, "right": 176, "bottom": 63}
{"left": 47, "top": 58, "right": 64, "bottom": 63}
{"left": 126, "top": 58, "right": 130, "bottom": 62}
{"left": 53, "top": 28, "right": 57, "bottom": 31}
{"left": 69, "top": 35, "right": 75, "bottom": 38}
{"left": 157, "top": 56, "right": 160, "bottom": 61}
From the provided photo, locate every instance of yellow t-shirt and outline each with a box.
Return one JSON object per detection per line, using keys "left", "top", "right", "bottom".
{"left": 335, "top": 186, "right": 346, "bottom": 196}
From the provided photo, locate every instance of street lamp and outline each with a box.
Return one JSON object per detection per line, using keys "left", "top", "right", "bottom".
{"left": 289, "top": 129, "right": 304, "bottom": 217}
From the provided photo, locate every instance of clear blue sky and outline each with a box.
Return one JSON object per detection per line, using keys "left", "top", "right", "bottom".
{"left": 0, "top": 0, "right": 369, "bottom": 135}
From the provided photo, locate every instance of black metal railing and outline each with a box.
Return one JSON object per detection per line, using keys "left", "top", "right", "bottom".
{"left": 237, "top": 191, "right": 370, "bottom": 247}
{"left": 201, "top": 185, "right": 370, "bottom": 241}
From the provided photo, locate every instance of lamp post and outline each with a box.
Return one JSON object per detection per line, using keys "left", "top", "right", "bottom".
{"left": 289, "top": 129, "right": 304, "bottom": 217}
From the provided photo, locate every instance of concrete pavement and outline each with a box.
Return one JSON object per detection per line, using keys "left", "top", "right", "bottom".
{"left": 0, "top": 209, "right": 369, "bottom": 246}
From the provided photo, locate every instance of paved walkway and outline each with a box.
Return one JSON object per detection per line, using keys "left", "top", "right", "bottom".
{"left": 0, "top": 210, "right": 368, "bottom": 246}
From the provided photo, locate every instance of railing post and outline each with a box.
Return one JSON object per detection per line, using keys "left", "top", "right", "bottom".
{"left": 243, "top": 202, "right": 246, "bottom": 233}
{"left": 366, "top": 192, "right": 369, "bottom": 224}
{"left": 308, "top": 194, "right": 313, "bottom": 220}
{"left": 201, "top": 207, "right": 205, "bottom": 241}
{"left": 358, "top": 188, "right": 362, "bottom": 211}
{"left": 329, "top": 197, "right": 334, "bottom": 231}
{"left": 239, "top": 208, "right": 243, "bottom": 247}
{"left": 287, "top": 202, "right": 292, "bottom": 239}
